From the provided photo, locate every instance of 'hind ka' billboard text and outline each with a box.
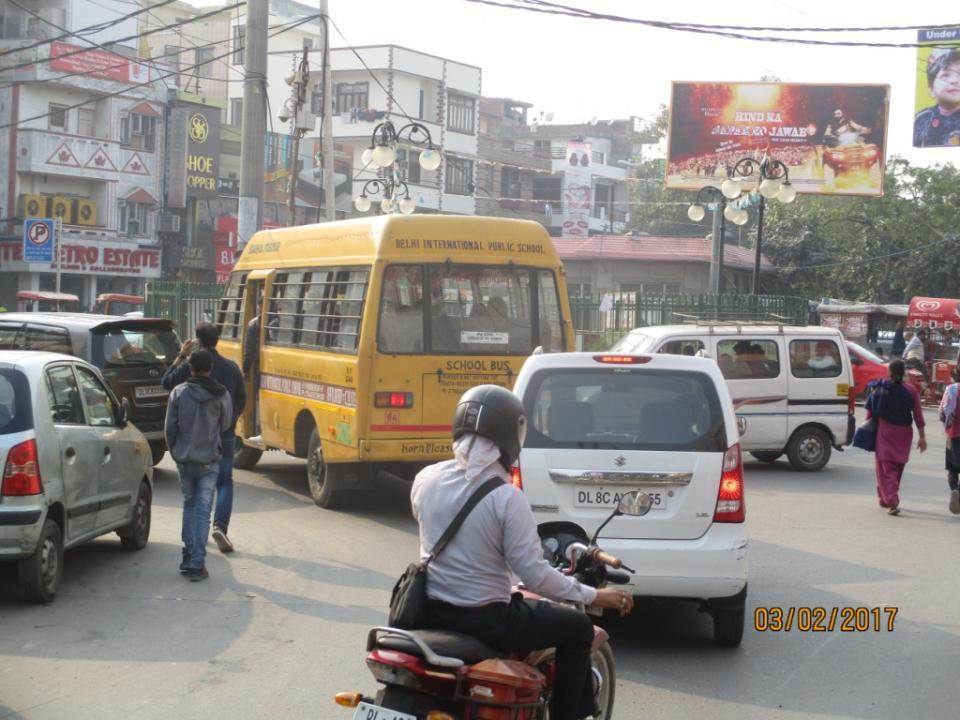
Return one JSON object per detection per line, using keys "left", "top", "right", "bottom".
{"left": 666, "top": 82, "right": 889, "bottom": 197}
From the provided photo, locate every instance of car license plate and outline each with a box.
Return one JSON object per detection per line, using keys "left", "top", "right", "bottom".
{"left": 573, "top": 486, "right": 667, "bottom": 509}
{"left": 135, "top": 385, "right": 167, "bottom": 399}
{"left": 352, "top": 702, "right": 416, "bottom": 720}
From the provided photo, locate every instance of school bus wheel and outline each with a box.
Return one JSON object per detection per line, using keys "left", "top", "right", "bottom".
{"left": 307, "top": 428, "right": 346, "bottom": 509}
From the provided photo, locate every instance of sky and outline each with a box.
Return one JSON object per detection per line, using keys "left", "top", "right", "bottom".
{"left": 188, "top": 0, "right": 960, "bottom": 166}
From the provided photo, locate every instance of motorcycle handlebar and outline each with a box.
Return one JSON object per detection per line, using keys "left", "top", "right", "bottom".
{"left": 606, "top": 568, "right": 632, "bottom": 585}
{"left": 593, "top": 550, "right": 622, "bottom": 569}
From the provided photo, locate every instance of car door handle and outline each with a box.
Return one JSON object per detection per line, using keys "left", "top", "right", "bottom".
{"left": 65, "top": 447, "right": 76, "bottom": 459}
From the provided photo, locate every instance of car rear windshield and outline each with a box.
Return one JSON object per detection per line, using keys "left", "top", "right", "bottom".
{"left": 92, "top": 325, "right": 179, "bottom": 368}
{"left": 0, "top": 368, "right": 33, "bottom": 435}
{"left": 524, "top": 368, "right": 726, "bottom": 452}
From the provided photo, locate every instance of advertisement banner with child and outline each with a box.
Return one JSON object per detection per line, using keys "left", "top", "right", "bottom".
{"left": 914, "top": 27, "right": 960, "bottom": 148}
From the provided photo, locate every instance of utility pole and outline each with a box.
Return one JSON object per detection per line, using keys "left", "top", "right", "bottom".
{"left": 709, "top": 204, "right": 723, "bottom": 295}
{"left": 283, "top": 49, "right": 310, "bottom": 226}
{"left": 752, "top": 196, "right": 765, "bottom": 295}
{"left": 321, "top": 0, "right": 336, "bottom": 221}
{"left": 238, "top": 0, "right": 268, "bottom": 250}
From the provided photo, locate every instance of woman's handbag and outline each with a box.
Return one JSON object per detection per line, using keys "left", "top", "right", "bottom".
{"left": 388, "top": 477, "right": 503, "bottom": 630}
{"left": 852, "top": 417, "right": 877, "bottom": 452}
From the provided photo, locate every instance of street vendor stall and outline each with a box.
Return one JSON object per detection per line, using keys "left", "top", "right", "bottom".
{"left": 907, "top": 296, "right": 960, "bottom": 400}
{"left": 816, "top": 302, "right": 907, "bottom": 353}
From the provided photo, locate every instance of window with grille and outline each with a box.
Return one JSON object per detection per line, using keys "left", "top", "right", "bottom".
{"left": 501, "top": 166, "right": 521, "bottom": 199}
{"left": 230, "top": 98, "right": 243, "bottom": 126}
{"left": 334, "top": 82, "right": 368, "bottom": 114}
{"left": 48, "top": 104, "right": 67, "bottom": 131}
{"left": 265, "top": 267, "right": 369, "bottom": 353}
{"left": 232, "top": 25, "right": 245, "bottom": 65}
{"left": 196, "top": 47, "right": 214, "bottom": 79}
{"left": 447, "top": 93, "right": 475, "bottom": 134}
{"left": 444, "top": 156, "right": 474, "bottom": 195}
{"left": 121, "top": 113, "right": 156, "bottom": 150}
{"left": 217, "top": 272, "right": 248, "bottom": 340}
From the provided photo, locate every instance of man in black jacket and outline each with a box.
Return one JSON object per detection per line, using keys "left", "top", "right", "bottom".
{"left": 163, "top": 322, "right": 245, "bottom": 553}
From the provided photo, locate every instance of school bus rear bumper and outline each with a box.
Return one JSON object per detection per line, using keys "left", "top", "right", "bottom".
{"left": 360, "top": 438, "right": 453, "bottom": 463}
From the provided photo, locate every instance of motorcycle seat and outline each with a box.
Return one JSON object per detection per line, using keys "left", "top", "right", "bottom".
{"left": 374, "top": 628, "right": 506, "bottom": 666}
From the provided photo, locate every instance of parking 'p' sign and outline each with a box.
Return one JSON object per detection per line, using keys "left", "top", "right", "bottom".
{"left": 23, "top": 218, "right": 55, "bottom": 263}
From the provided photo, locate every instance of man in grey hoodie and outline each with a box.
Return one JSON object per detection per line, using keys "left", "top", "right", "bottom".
{"left": 165, "top": 350, "right": 233, "bottom": 581}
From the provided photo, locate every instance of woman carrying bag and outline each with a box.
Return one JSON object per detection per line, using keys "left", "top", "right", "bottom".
{"left": 866, "top": 360, "right": 927, "bottom": 515}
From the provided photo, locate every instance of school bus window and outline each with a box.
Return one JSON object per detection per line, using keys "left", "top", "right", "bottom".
{"left": 267, "top": 271, "right": 304, "bottom": 345}
{"left": 429, "top": 264, "right": 533, "bottom": 354}
{"left": 379, "top": 265, "right": 425, "bottom": 353}
{"left": 537, "top": 270, "right": 563, "bottom": 351}
{"left": 217, "top": 271, "right": 248, "bottom": 340}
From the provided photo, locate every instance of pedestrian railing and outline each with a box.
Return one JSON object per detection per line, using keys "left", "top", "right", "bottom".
{"left": 569, "top": 293, "right": 809, "bottom": 350}
{"left": 144, "top": 281, "right": 224, "bottom": 335}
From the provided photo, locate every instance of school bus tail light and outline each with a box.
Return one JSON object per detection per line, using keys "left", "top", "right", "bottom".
{"left": 375, "top": 391, "right": 414, "bottom": 409}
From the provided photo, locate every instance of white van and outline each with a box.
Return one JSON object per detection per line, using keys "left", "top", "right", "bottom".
{"left": 610, "top": 325, "right": 855, "bottom": 471}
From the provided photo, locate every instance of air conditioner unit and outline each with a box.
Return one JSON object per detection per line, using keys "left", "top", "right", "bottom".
{"left": 20, "top": 194, "right": 48, "bottom": 218}
{"left": 74, "top": 198, "right": 97, "bottom": 226}
{"left": 50, "top": 196, "right": 75, "bottom": 224}
{"left": 156, "top": 213, "right": 181, "bottom": 233}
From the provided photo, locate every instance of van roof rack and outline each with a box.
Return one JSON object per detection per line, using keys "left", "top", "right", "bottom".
{"left": 670, "top": 313, "right": 790, "bottom": 334}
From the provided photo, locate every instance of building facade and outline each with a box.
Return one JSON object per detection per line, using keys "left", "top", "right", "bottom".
{"left": 0, "top": 2, "right": 165, "bottom": 308}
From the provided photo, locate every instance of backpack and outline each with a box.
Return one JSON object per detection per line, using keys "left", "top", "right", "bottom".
{"left": 865, "top": 379, "right": 892, "bottom": 418}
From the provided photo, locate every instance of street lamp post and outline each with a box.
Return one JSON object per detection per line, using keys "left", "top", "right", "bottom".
{"left": 687, "top": 185, "right": 733, "bottom": 294}
{"left": 353, "top": 120, "right": 443, "bottom": 215}
{"left": 719, "top": 154, "right": 797, "bottom": 294}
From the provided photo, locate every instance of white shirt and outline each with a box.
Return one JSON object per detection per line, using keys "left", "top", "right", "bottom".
{"left": 903, "top": 336, "right": 924, "bottom": 361}
{"left": 411, "top": 437, "right": 598, "bottom": 608}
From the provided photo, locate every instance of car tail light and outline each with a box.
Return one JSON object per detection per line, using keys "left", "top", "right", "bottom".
{"left": 714, "top": 443, "right": 745, "bottom": 523}
{"left": 2, "top": 439, "right": 42, "bottom": 496}
{"left": 510, "top": 465, "right": 523, "bottom": 490}
{"left": 592, "top": 354, "right": 651, "bottom": 365}
{"left": 374, "top": 391, "right": 414, "bottom": 409}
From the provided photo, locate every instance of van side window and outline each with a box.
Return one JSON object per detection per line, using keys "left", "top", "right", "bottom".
{"left": 790, "top": 339, "right": 842, "bottom": 379}
{"left": 379, "top": 265, "right": 424, "bottom": 353}
{"left": 217, "top": 272, "right": 248, "bottom": 340}
{"left": 660, "top": 339, "right": 705, "bottom": 356}
{"left": 25, "top": 325, "right": 71, "bottom": 354}
{"left": 716, "top": 339, "right": 780, "bottom": 379}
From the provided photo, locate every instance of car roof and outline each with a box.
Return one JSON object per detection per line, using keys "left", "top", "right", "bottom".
{"left": 0, "top": 350, "right": 83, "bottom": 368}
{"left": 0, "top": 313, "right": 175, "bottom": 332}
{"left": 626, "top": 324, "right": 843, "bottom": 338}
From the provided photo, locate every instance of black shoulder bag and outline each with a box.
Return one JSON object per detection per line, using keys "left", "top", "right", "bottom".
{"left": 388, "top": 477, "right": 503, "bottom": 630}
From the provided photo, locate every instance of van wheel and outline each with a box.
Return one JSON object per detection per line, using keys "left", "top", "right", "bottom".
{"left": 713, "top": 605, "right": 745, "bottom": 647}
{"left": 19, "top": 519, "right": 63, "bottom": 604}
{"left": 787, "top": 427, "right": 831, "bottom": 471}
{"left": 307, "top": 428, "right": 345, "bottom": 509}
{"left": 750, "top": 451, "right": 783, "bottom": 463}
{"left": 119, "top": 481, "right": 152, "bottom": 551}
{"left": 148, "top": 441, "right": 166, "bottom": 466}
{"left": 234, "top": 443, "right": 263, "bottom": 470}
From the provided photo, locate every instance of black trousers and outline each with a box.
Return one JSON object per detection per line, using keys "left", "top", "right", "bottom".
{"left": 945, "top": 437, "right": 960, "bottom": 490}
{"left": 426, "top": 594, "right": 596, "bottom": 720}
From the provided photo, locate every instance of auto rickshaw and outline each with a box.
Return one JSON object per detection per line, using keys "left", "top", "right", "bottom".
{"left": 15, "top": 290, "right": 80, "bottom": 312}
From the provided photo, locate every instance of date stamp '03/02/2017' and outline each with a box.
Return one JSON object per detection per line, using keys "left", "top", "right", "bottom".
{"left": 754, "top": 606, "right": 899, "bottom": 633}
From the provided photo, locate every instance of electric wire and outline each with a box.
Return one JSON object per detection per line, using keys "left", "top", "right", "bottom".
{"left": 463, "top": 0, "right": 960, "bottom": 49}
{"left": 0, "top": 13, "right": 322, "bottom": 130}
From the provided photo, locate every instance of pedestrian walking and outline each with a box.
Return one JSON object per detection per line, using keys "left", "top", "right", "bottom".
{"left": 866, "top": 359, "right": 927, "bottom": 515}
{"left": 165, "top": 350, "right": 233, "bottom": 581}
{"left": 163, "top": 322, "right": 245, "bottom": 553}
{"left": 891, "top": 323, "right": 906, "bottom": 358}
{"left": 939, "top": 366, "right": 960, "bottom": 514}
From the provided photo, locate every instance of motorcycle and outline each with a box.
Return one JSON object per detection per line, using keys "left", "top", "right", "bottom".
{"left": 334, "top": 491, "right": 653, "bottom": 720}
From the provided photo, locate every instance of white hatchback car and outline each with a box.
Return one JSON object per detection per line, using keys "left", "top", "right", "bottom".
{"left": 512, "top": 351, "right": 748, "bottom": 645}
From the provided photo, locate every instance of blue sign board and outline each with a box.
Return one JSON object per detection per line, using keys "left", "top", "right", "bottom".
{"left": 23, "top": 218, "right": 55, "bottom": 263}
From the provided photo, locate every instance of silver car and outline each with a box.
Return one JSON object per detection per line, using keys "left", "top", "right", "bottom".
{"left": 0, "top": 351, "right": 153, "bottom": 603}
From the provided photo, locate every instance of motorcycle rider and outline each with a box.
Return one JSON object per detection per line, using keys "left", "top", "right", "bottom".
{"left": 412, "top": 385, "right": 633, "bottom": 720}
{"left": 903, "top": 329, "right": 929, "bottom": 382}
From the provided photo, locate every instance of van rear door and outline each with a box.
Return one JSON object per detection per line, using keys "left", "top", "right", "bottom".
{"left": 518, "top": 362, "right": 729, "bottom": 541}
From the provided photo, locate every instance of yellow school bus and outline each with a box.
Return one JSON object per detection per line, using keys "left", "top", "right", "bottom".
{"left": 216, "top": 215, "right": 574, "bottom": 507}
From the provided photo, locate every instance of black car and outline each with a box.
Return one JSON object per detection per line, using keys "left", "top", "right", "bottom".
{"left": 0, "top": 313, "right": 180, "bottom": 465}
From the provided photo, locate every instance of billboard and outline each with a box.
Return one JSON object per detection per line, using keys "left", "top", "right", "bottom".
{"left": 562, "top": 140, "right": 591, "bottom": 237}
{"left": 666, "top": 82, "right": 890, "bottom": 196}
{"left": 50, "top": 41, "right": 150, "bottom": 84}
{"left": 914, "top": 27, "right": 960, "bottom": 148}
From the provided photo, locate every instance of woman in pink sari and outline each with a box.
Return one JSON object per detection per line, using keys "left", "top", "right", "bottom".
{"left": 867, "top": 360, "right": 927, "bottom": 515}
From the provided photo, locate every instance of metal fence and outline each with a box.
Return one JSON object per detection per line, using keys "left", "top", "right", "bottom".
{"left": 144, "top": 281, "right": 224, "bottom": 336}
{"left": 569, "top": 293, "right": 810, "bottom": 350}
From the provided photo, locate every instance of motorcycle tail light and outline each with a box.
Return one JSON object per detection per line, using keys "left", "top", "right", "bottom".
{"left": 714, "top": 443, "right": 745, "bottom": 523}
{"left": 366, "top": 658, "right": 422, "bottom": 688}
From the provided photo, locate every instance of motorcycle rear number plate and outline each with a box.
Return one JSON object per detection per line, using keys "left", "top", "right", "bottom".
{"left": 352, "top": 703, "right": 416, "bottom": 720}
{"left": 574, "top": 486, "right": 667, "bottom": 509}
